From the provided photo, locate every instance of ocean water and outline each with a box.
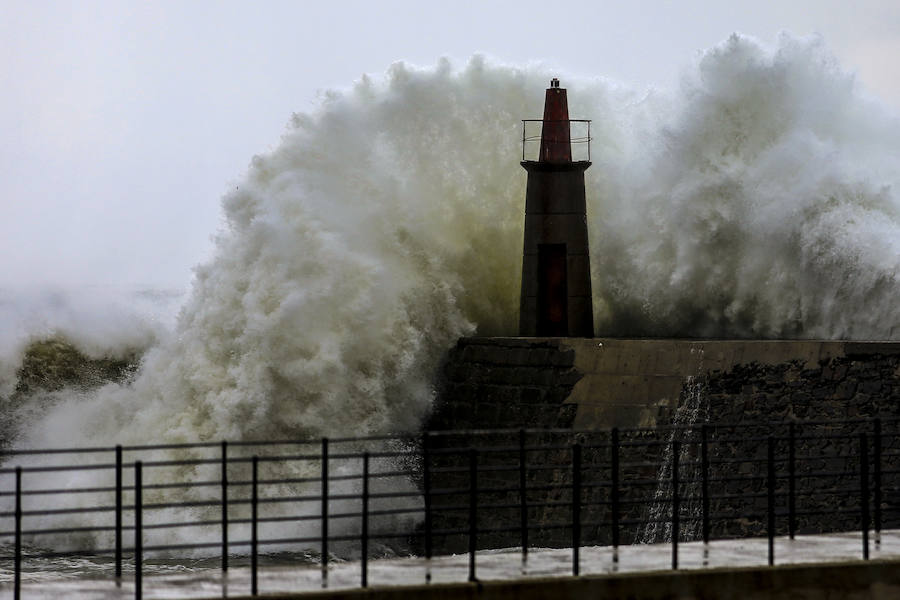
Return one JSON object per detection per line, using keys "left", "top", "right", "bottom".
{"left": 3, "top": 33, "right": 900, "bottom": 559}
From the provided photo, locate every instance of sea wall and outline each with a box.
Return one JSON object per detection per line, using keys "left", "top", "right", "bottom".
{"left": 430, "top": 338, "right": 900, "bottom": 431}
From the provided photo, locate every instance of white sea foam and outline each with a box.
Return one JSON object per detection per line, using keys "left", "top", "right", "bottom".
{"left": 3, "top": 33, "right": 900, "bottom": 553}
{"left": 596, "top": 34, "right": 900, "bottom": 338}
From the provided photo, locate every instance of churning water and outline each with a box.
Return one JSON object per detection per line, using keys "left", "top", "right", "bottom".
{"left": 638, "top": 349, "right": 710, "bottom": 544}
{"left": 4, "top": 33, "right": 900, "bottom": 555}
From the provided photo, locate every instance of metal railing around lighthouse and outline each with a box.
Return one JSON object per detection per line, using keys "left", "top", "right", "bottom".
{"left": 2, "top": 416, "right": 900, "bottom": 598}
{"left": 521, "top": 119, "right": 592, "bottom": 162}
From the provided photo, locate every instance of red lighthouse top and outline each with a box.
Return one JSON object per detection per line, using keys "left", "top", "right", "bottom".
{"left": 539, "top": 78, "right": 572, "bottom": 163}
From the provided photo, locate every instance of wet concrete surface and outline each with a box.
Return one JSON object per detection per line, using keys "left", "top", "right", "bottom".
{"left": 2, "top": 529, "right": 898, "bottom": 598}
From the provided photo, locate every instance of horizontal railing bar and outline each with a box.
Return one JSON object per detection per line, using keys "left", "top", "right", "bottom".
{"left": 143, "top": 480, "right": 220, "bottom": 491}
{"left": 142, "top": 519, "right": 222, "bottom": 531}
{"left": 142, "top": 457, "right": 236, "bottom": 468}
{"left": 224, "top": 477, "right": 319, "bottom": 487}
{"left": 2, "top": 446, "right": 118, "bottom": 456}
{"left": 0, "top": 485, "right": 118, "bottom": 496}
{"left": 580, "top": 481, "right": 612, "bottom": 490}
{"left": 142, "top": 499, "right": 220, "bottom": 510}
{"left": 618, "top": 440, "right": 670, "bottom": 448}
{"left": 13, "top": 506, "right": 117, "bottom": 517}
{"left": 0, "top": 463, "right": 116, "bottom": 474}
{"left": 141, "top": 541, "right": 226, "bottom": 552}
{"left": 792, "top": 470, "right": 862, "bottom": 480}
{"left": 326, "top": 450, "right": 407, "bottom": 460}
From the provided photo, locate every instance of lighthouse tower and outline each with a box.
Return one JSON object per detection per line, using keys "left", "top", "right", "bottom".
{"left": 519, "top": 79, "right": 594, "bottom": 337}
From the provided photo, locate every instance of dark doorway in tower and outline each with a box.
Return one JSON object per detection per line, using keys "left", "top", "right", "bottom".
{"left": 537, "top": 243, "right": 568, "bottom": 336}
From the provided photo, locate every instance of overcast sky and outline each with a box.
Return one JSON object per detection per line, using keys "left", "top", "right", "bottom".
{"left": 3, "top": 0, "right": 900, "bottom": 290}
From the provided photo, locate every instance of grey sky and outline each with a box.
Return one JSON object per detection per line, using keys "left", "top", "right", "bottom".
{"left": 3, "top": 0, "right": 899, "bottom": 289}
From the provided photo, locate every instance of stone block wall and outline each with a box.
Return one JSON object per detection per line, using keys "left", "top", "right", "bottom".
{"left": 697, "top": 350, "right": 900, "bottom": 539}
{"left": 704, "top": 348, "right": 900, "bottom": 422}
{"left": 428, "top": 338, "right": 583, "bottom": 431}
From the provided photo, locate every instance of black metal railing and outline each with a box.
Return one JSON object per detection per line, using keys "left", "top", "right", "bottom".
{"left": 2, "top": 416, "right": 899, "bottom": 598}
{"left": 521, "top": 119, "right": 592, "bottom": 161}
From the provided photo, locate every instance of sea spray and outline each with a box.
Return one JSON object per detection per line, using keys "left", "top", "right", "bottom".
{"left": 598, "top": 33, "right": 900, "bottom": 338}
{"left": 3, "top": 33, "right": 900, "bottom": 554}
{"left": 637, "top": 348, "right": 709, "bottom": 544}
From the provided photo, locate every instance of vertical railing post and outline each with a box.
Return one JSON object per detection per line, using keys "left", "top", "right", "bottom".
{"left": 135, "top": 461, "right": 142, "bottom": 600}
{"left": 115, "top": 445, "right": 122, "bottom": 580}
{"left": 221, "top": 440, "right": 228, "bottom": 573}
{"left": 788, "top": 422, "right": 796, "bottom": 539}
{"left": 522, "top": 122, "right": 526, "bottom": 161}
{"left": 588, "top": 120, "right": 592, "bottom": 161}
{"left": 423, "top": 433, "right": 433, "bottom": 583}
{"left": 873, "top": 419, "right": 882, "bottom": 549}
{"left": 767, "top": 436, "right": 776, "bottom": 566}
{"left": 321, "top": 437, "right": 329, "bottom": 589}
{"left": 572, "top": 443, "right": 581, "bottom": 576}
{"left": 14, "top": 466, "right": 21, "bottom": 600}
{"left": 701, "top": 425, "right": 710, "bottom": 548}
{"left": 361, "top": 452, "right": 369, "bottom": 588}
{"left": 860, "top": 433, "right": 870, "bottom": 561}
{"left": 671, "top": 440, "right": 679, "bottom": 571}
{"left": 252, "top": 455, "right": 258, "bottom": 596}
{"left": 468, "top": 448, "right": 477, "bottom": 583}
{"left": 518, "top": 429, "right": 528, "bottom": 575}
{"left": 611, "top": 428, "right": 620, "bottom": 569}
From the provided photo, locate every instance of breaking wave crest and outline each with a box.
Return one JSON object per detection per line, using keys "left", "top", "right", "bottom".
{"left": 597, "top": 34, "right": 900, "bottom": 339}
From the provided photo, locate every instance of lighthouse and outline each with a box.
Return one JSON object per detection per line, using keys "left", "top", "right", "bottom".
{"left": 519, "top": 79, "right": 594, "bottom": 337}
